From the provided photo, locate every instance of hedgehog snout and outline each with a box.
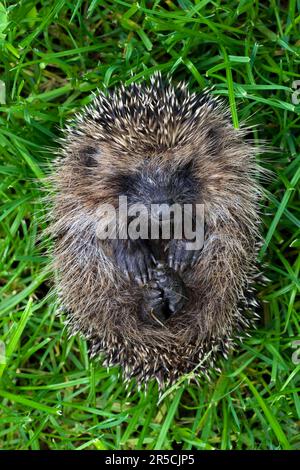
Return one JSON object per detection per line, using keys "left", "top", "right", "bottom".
{"left": 150, "top": 199, "right": 175, "bottom": 223}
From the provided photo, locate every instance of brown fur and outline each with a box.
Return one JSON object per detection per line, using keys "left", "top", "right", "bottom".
{"left": 49, "top": 73, "right": 262, "bottom": 386}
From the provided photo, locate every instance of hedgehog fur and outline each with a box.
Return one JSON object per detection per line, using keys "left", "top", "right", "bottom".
{"left": 50, "top": 73, "right": 262, "bottom": 387}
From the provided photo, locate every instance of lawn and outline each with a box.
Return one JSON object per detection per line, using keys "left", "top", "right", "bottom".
{"left": 0, "top": 0, "right": 299, "bottom": 450}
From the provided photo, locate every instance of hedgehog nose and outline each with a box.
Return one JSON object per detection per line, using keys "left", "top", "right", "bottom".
{"left": 152, "top": 201, "right": 174, "bottom": 222}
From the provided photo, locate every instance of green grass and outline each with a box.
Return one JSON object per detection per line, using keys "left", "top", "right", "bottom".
{"left": 0, "top": 0, "right": 300, "bottom": 451}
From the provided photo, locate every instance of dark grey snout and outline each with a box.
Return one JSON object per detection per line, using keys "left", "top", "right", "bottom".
{"left": 151, "top": 201, "right": 175, "bottom": 222}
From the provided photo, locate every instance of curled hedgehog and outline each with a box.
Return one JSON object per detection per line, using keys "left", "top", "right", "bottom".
{"left": 50, "top": 73, "right": 262, "bottom": 387}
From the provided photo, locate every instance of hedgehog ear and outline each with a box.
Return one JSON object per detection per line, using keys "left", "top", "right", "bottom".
{"left": 77, "top": 145, "right": 99, "bottom": 168}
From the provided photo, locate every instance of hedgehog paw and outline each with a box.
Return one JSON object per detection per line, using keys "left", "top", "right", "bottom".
{"left": 153, "top": 264, "right": 187, "bottom": 314}
{"left": 112, "top": 239, "right": 155, "bottom": 285}
{"left": 167, "top": 239, "right": 201, "bottom": 272}
{"left": 165, "top": 284, "right": 187, "bottom": 314}
{"left": 141, "top": 281, "right": 167, "bottom": 324}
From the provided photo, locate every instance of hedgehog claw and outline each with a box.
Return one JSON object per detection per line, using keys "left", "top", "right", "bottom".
{"left": 147, "top": 288, "right": 163, "bottom": 300}
{"left": 141, "top": 285, "right": 165, "bottom": 323}
{"left": 180, "top": 262, "right": 187, "bottom": 272}
{"left": 167, "top": 239, "right": 201, "bottom": 271}
{"left": 135, "top": 275, "right": 143, "bottom": 286}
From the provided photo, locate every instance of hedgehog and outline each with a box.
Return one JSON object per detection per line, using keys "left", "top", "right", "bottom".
{"left": 49, "top": 73, "right": 262, "bottom": 387}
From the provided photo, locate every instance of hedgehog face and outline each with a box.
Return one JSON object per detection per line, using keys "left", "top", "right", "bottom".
{"left": 115, "top": 160, "right": 199, "bottom": 223}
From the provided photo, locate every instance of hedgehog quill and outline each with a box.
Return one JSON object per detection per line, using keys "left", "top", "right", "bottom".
{"left": 50, "top": 73, "right": 262, "bottom": 387}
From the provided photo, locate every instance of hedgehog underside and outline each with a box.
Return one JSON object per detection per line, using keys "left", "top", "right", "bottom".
{"left": 65, "top": 277, "right": 258, "bottom": 388}
{"left": 52, "top": 73, "right": 262, "bottom": 388}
